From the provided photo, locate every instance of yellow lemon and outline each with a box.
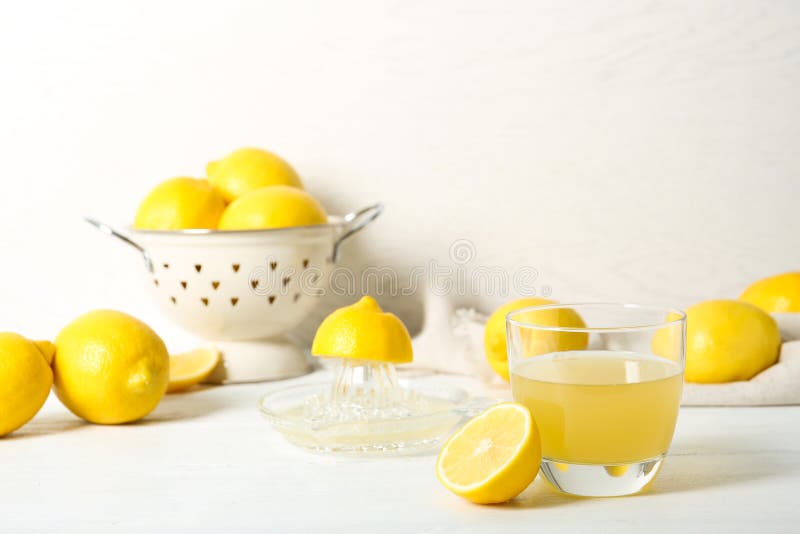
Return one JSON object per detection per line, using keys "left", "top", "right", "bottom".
{"left": 167, "top": 347, "right": 220, "bottom": 393}
{"left": 680, "top": 300, "right": 780, "bottom": 383}
{"left": 33, "top": 340, "right": 56, "bottom": 365}
{"left": 484, "top": 298, "right": 588, "bottom": 381}
{"left": 605, "top": 465, "right": 630, "bottom": 477}
{"left": 436, "top": 403, "right": 541, "bottom": 504}
{"left": 53, "top": 310, "right": 169, "bottom": 424}
{"left": 134, "top": 177, "right": 226, "bottom": 230}
{"left": 740, "top": 272, "right": 800, "bottom": 313}
{"left": 650, "top": 311, "right": 687, "bottom": 364}
{"left": 311, "top": 296, "right": 413, "bottom": 364}
{"left": 218, "top": 185, "right": 327, "bottom": 230}
{"left": 0, "top": 333, "right": 54, "bottom": 437}
{"left": 207, "top": 147, "right": 303, "bottom": 202}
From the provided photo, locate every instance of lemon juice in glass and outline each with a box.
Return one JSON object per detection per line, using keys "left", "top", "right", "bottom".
{"left": 506, "top": 303, "right": 685, "bottom": 497}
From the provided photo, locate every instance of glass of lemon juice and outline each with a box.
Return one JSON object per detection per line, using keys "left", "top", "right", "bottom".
{"left": 506, "top": 303, "right": 685, "bottom": 497}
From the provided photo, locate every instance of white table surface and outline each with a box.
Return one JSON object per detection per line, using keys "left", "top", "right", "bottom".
{"left": 4, "top": 370, "right": 800, "bottom": 533}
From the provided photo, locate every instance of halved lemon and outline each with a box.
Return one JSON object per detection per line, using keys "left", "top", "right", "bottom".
{"left": 167, "top": 348, "right": 221, "bottom": 393}
{"left": 311, "top": 296, "right": 413, "bottom": 364}
{"left": 436, "top": 403, "right": 541, "bottom": 504}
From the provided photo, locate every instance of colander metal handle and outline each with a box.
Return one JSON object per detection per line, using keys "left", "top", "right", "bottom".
{"left": 84, "top": 217, "right": 154, "bottom": 273}
{"left": 332, "top": 203, "right": 384, "bottom": 263}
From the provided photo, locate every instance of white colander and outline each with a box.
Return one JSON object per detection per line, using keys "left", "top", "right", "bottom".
{"left": 86, "top": 204, "right": 382, "bottom": 383}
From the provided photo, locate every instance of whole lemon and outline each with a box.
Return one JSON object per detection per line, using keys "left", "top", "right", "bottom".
{"left": 53, "top": 310, "right": 169, "bottom": 424}
{"left": 207, "top": 147, "right": 303, "bottom": 202}
{"left": 218, "top": 185, "right": 327, "bottom": 230}
{"left": 650, "top": 311, "right": 687, "bottom": 364}
{"left": 484, "top": 298, "right": 588, "bottom": 381}
{"left": 740, "top": 272, "right": 800, "bottom": 313}
{"left": 0, "top": 333, "right": 54, "bottom": 436}
{"left": 683, "top": 300, "right": 780, "bottom": 383}
{"left": 311, "top": 296, "right": 413, "bottom": 364}
{"left": 134, "top": 177, "right": 226, "bottom": 230}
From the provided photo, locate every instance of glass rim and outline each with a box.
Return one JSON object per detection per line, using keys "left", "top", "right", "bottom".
{"left": 505, "top": 302, "right": 686, "bottom": 333}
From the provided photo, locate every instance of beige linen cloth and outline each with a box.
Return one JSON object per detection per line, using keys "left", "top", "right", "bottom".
{"left": 411, "top": 292, "right": 800, "bottom": 406}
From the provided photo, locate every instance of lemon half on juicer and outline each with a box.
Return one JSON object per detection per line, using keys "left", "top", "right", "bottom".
{"left": 259, "top": 296, "right": 493, "bottom": 455}
{"left": 312, "top": 296, "right": 413, "bottom": 364}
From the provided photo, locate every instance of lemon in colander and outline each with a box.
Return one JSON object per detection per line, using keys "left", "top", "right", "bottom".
{"left": 218, "top": 185, "right": 327, "bottom": 231}
{"left": 207, "top": 147, "right": 303, "bottom": 202}
{"left": 134, "top": 177, "right": 226, "bottom": 230}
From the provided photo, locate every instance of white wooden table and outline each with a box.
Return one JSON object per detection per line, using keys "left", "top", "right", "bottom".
{"left": 4, "top": 371, "right": 799, "bottom": 533}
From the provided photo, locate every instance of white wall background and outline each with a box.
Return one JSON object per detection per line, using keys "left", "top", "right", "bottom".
{"left": 0, "top": 0, "right": 798, "bottom": 348}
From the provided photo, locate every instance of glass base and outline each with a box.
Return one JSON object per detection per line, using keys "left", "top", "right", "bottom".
{"left": 540, "top": 455, "right": 665, "bottom": 497}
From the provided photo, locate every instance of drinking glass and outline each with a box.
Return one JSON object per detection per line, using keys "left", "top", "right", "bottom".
{"left": 506, "top": 303, "right": 686, "bottom": 497}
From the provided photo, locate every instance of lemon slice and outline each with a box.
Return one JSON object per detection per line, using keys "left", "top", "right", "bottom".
{"left": 167, "top": 348, "right": 221, "bottom": 393}
{"left": 436, "top": 403, "right": 541, "bottom": 504}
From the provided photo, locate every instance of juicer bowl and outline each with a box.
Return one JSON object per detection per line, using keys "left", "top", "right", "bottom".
{"left": 86, "top": 204, "right": 382, "bottom": 383}
{"left": 259, "top": 382, "right": 495, "bottom": 455}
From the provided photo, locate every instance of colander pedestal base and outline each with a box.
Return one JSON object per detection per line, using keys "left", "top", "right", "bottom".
{"left": 205, "top": 337, "right": 310, "bottom": 384}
